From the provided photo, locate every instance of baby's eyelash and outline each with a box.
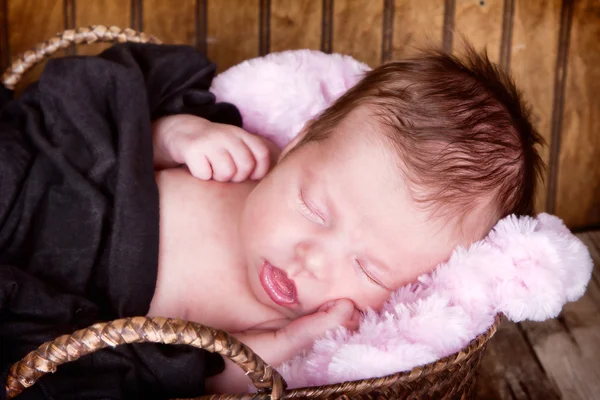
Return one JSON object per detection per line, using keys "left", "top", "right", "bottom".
{"left": 354, "top": 259, "right": 380, "bottom": 287}
{"left": 297, "top": 192, "right": 326, "bottom": 225}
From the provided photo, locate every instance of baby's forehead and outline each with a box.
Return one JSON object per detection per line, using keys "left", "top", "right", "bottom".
{"left": 319, "top": 114, "right": 393, "bottom": 157}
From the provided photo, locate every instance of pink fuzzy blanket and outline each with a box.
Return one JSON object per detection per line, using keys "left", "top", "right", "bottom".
{"left": 210, "top": 50, "right": 594, "bottom": 389}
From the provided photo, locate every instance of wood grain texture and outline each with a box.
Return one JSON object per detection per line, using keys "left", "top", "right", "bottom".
{"left": 443, "top": 0, "right": 456, "bottom": 52}
{"left": 321, "top": 0, "right": 333, "bottom": 53}
{"left": 381, "top": 0, "right": 393, "bottom": 63}
{"left": 453, "top": 0, "right": 504, "bottom": 62}
{"left": 546, "top": 0, "right": 573, "bottom": 220}
{"left": 131, "top": 0, "right": 143, "bottom": 31}
{"left": 332, "top": 0, "right": 383, "bottom": 67}
{"left": 75, "top": 0, "right": 131, "bottom": 55}
{"left": 64, "top": 0, "right": 75, "bottom": 55}
{"left": 143, "top": 0, "right": 196, "bottom": 46}
{"left": 392, "top": 0, "right": 445, "bottom": 60}
{"left": 0, "top": 0, "right": 8, "bottom": 70}
{"left": 477, "top": 230, "right": 600, "bottom": 400}
{"left": 206, "top": 0, "right": 260, "bottom": 72}
{"left": 270, "top": 0, "right": 321, "bottom": 53}
{"left": 7, "top": 0, "right": 64, "bottom": 92}
{"left": 510, "top": 0, "right": 561, "bottom": 214}
{"left": 476, "top": 321, "right": 561, "bottom": 399}
{"left": 498, "top": 0, "right": 514, "bottom": 70}
{"left": 259, "top": 0, "right": 270, "bottom": 55}
{"left": 556, "top": 0, "right": 600, "bottom": 230}
{"left": 518, "top": 231, "right": 600, "bottom": 400}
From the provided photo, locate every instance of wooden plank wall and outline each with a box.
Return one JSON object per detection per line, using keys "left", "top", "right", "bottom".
{"left": 0, "top": 0, "right": 598, "bottom": 231}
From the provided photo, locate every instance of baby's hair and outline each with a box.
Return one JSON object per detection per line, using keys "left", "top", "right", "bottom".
{"left": 296, "top": 45, "right": 545, "bottom": 229}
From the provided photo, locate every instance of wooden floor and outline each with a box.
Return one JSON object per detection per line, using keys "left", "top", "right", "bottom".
{"left": 475, "top": 231, "right": 600, "bottom": 400}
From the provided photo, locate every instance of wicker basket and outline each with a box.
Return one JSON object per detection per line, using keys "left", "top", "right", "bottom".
{"left": 1, "top": 26, "right": 501, "bottom": 400}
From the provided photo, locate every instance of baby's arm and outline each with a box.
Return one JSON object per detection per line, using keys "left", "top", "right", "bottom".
{"left": 152, "top": 114, "right": 280, "bottom": 181}
{"left": 206, "top": 299, "right": 360, "bottom": 394}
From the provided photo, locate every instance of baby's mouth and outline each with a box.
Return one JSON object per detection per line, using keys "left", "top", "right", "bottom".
{"left": 260, "top": 260, "right": 298, "bottom": 306}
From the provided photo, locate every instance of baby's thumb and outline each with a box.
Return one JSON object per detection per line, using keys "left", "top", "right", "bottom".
{"left": 278, "top": 299, "right": 356, "bottom": 352}
{"left": 318, "top": 299, "right": 355, "bottom": 321}
{"left": 321, "top": 299, "right": 361, "bottom": 332}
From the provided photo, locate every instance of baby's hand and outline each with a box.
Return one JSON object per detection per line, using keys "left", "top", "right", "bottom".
{"left": 274, "top": 299, "right": 361, "bottom": 356}
{"left": 206, "top": 299, "right": 360, "bottom": 393}
{"left": 153, "top": 114, "right": 278, "bottom": 181}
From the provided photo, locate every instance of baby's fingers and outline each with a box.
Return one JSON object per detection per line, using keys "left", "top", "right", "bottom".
{"left": 278, "top": 299, "right": 357, "bottom": 350}
{"left": 186, "top": 154, "right": 213, "bottom": 180}
{"left": 207, "top": 149, "right": 237, "bottom": 182}
{"left": 239, "top": 134, "right": 272, "bottom": 180}
{"left": 227, "top": 138, "right": 257, "bottom": 182}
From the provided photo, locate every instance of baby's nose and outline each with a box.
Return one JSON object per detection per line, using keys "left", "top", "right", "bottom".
{"left": 296, "top": 242, "right": 329, "bottom": 277}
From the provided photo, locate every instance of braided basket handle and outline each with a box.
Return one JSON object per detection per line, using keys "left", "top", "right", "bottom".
{"left": 1, "top": 25, "right": 162, "bottom": 91}
{"left": 5, "top": 317, "right": 287, "bottom": 399}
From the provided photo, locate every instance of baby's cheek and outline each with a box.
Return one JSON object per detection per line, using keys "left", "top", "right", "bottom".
{"left": 355, "top": 290, "right": 392, "bottom": 312}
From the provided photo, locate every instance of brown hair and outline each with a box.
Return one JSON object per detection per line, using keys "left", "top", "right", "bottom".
{"left": 295, "top": 46, "right": 545, "bottom": 227}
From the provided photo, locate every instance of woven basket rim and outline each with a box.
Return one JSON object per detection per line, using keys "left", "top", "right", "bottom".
{"left": 5, "top": 314, "right": 502, "bottom": 399}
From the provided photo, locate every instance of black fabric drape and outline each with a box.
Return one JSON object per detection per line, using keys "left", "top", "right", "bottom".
{"left": 0, "top": 43, "right": 242, "bottom": 399}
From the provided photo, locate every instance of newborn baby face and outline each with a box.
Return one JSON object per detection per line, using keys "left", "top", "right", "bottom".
{"left": 239, "top": 111, "right": 459, "bottom": 319}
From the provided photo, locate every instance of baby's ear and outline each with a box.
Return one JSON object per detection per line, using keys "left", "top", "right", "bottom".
{"left": 279, "top": 124, "right": 310, "bottom": 162}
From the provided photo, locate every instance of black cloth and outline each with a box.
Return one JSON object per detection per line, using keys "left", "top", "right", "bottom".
{"left": 0, "top": 43, "right": 242, "bottom": 399}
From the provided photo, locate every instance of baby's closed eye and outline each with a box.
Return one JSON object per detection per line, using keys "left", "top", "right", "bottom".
{"left": 296, "top": 190, "right": 326, "bottom": 225}
{"left": 354, "top": 259, "right": 386, "bottom": 288}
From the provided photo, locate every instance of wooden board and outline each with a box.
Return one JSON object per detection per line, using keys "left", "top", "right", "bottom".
{"left": 453, "top": 0, "right": 504, "bottom": 62}
{"left": 477, "top": 230, "right": 600, "bottom": 400}
{"left": 7, "top": 0, "right": 64, "bottom": 92}
{"left": 392, "top": 0, "right": 446, "bottom": 59}
{"left": 0, "top": 0, "right": 8, "bottom": 70}
{"left": 143, "top": 0, "right": 197, "bottom": 47}
{"left": 509, "top": 0, "right": 561, "bottom": 214}
{"left": 74, "top": 0, "right": 132, "bottom": 56}
{"left": 520, "top": 232, "right": 600, "bottom": 399}
{"left": 206, "top": 0, "right": 260, "bottom": 72}
{"left": 556, "top": 0, "right": 600, "bottom": 229}
{"left": 332, "top": 0, "right": 383, "bottom": 67}
{"left": 476, "top": 321, "right": 561, "bottom": 399}
{"left": 270, "top": 0, "right": 322, "bottom": 53}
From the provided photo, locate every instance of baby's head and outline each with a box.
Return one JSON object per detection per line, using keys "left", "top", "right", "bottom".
{"left": 239, "top": 47, "right": 544, "bottom": 320}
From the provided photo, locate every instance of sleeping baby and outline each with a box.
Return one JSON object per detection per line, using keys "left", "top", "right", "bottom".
{"left": 147, "top": 46, "right": 544, "bottom": 393}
